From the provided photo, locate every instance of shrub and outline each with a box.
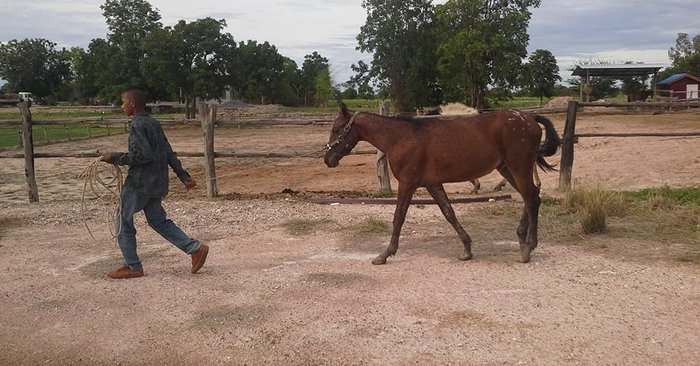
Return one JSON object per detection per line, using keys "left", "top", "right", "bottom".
{"left": 564, "top": 187, "right": 624, "bottom": 234}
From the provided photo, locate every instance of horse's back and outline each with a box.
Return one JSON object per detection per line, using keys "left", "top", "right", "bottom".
{"left": 421, "top": 109, "right": 540, "bottom": 144}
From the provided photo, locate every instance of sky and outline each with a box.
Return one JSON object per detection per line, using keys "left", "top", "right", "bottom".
{"left": 0, "top": 0, "right": 697, "bottom": 86}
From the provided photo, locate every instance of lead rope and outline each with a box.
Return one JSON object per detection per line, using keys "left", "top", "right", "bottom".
{"left": 78, "top": 157, "right": 125, "bottom": 243}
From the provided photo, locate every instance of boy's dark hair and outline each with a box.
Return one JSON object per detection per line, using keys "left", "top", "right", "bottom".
{"left": 121, "top": 86, "right": 148, "bottom": 107}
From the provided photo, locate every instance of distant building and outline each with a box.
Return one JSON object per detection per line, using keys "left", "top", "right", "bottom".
{"left": 657, "top": 73, "right": 700, "bottom": 100}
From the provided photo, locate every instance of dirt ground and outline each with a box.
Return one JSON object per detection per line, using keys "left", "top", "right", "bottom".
{"left": 1, "top": 110, "right": 699, "bottom": 365}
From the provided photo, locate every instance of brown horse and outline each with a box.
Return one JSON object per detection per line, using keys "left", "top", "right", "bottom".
{"left": 627, "top": 90, "right": 653, "bottom": 102}
{"left": 324, "top": 104, "right": 560, "bottom": 265}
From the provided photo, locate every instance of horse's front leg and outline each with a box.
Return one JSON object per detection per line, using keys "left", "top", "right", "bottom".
{"left": 372, "top": 184, "right": 417, "bottom": 265}
{"left": 426, "top": 184, "right": 473, "bottom": 261}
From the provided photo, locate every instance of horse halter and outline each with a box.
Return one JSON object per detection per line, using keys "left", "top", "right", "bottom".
{"left": 324, "top": 111, "right": 361, "bottom": 157}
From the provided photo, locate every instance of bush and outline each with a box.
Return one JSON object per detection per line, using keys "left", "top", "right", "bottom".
{"left": 564, "top": 187, "right": 625, "bottom": 234}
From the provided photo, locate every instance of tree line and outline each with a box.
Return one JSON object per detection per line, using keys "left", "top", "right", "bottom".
{"left": 0, "top": 0, "right": 559, "bottom": 112}
{"left": 2, "top": 0, "right": 698, "bottom": 112}
{"left": 0, "top": 0, "right": 336, "bottom": 114}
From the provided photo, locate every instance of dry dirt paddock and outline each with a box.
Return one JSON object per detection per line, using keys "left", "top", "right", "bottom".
{"left": 1, "top": 110, "right": 699, "bottom": 365}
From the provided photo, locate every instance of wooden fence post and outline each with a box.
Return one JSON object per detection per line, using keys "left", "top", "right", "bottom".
{"left": 19, "top": 102, "right": 39, "bottom": 202}
{"left": 199, "top": 103, "right": 218, "bottom": 198}
{"left": 377, "top": 101, "right": 392, "bottom": 193}
{"left": 558, "top": 101, "right": 579, "bottom": 192}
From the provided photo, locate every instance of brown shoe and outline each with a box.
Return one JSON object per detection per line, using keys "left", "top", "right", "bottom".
{"left": 191, "top": 244, "right": 209, "bottom": 274}
{"left": 107, "top": 265, "right": 144, "bottom": 279}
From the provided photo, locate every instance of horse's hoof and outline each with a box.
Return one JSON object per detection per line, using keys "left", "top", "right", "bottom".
{"left": 519, "top": 252, "right": 531, "bottom": 263}
{"left": 458, "top": 252, "right": 473, "bottom": 261}
{"left": 371, "top": 256, "right": 387, "bottom": 265}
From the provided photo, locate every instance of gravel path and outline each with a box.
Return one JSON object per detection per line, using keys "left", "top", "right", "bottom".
{"left": 1, "top": 198, "right": 698, "bottom": 365}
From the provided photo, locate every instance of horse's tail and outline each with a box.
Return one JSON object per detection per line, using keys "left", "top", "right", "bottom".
{"left": 534, "top": 115, "right": 560, "bottom": 172}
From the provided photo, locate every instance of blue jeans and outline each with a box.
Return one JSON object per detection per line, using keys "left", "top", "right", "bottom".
{"left": 117, "top": 185, "right": 200, "bottom": 270}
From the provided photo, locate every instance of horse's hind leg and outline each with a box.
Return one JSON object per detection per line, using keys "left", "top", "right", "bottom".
{"left": 372, "top": 184, "right": 417, "bottom": 265}
{"left": 468, "top": 179, "right": 481, "bottom": 194}
{"left": 497, "top": 165, "right": 539, "bottom": 263}
{"left": 493, "top": 178, "right": 507, "bottom": 192}
{"left": 426, "top": 184, "right": 473, "bottom": 261}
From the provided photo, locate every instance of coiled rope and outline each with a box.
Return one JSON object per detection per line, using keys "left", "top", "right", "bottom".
{"left": 78, "top": 157, "right": 124, "bottom": 242}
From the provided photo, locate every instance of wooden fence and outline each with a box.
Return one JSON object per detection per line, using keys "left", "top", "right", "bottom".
{"left": 558, "top": 100, "right": 700, "bottom": 192}
{"left": 5, "top": 100, "right": 700, "bottom": 202}
{"left": 1, "top": 102, "right": 388, "bottom": 202}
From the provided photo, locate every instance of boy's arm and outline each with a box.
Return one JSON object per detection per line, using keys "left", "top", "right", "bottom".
{"left": 102, "top": 122, "right": 154, "bottom": 166}
{"left": 165, "top": 135, "right": 196, "bottom": 190}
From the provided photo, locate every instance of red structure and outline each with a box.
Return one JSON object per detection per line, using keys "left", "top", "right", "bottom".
{"left": 657, "top": 73, "right": 700, "bottom": 100}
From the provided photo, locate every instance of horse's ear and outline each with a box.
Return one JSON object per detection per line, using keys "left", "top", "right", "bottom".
{"left": 339, "top": 102, "right": 350, "bottom": 118}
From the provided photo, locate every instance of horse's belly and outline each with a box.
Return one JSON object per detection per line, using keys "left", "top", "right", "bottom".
{"left": 422, "top": 153, "right": 502, "bottom": 184}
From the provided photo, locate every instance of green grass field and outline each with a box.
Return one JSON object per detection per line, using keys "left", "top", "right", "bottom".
{"left": 0, "top": 125, "right": 120, "bottom": 148}
{"left": 0, "top": 110, "right": 125, "bottom": 120}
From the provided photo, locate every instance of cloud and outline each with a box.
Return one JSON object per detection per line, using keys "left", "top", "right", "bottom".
{"left": 0, "top": 1, "right": 106, "bottom": 47}
{"left": 2, "top": 0, "right": 697, "bottom": 86}
{"left": 528, "top": 0, "right": 696, "bottom": 61}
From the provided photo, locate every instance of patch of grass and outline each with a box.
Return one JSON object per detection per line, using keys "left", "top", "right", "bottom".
{"left": 0, "top": 110, "right": 124, "bottom": 120}
{"left": 369, "top": 190, "right": 396, "bottom": 198}
{"left": 565, "top": 187, "right": 627, "bottom": 216}
{"left": 537, "top": 186, "right": 700, "bottom": 265}
{"left": 281, "top": 218, "right": 332, "bottom": 235}
{"left": 0, "top": 125, "right": 124, "bottom": 148}
{"left": 622, "top": 186, "right": 700, "bottom": 206}
{"left": 677, "top": 253, "right": 700, "bottom": 264}
{"left": 540, "top": 195, "right": 561, "bottom": 206}
{"left": 562, "top": 187, "right": 628, "bottom": 233}
{"left": 342, "top": 99, "right": 388, "bottom": 110}
{"left": 480, "top": 201, "right": 519, "bottom": 217}
{"left": 352, "top": 217, "right": 391, "bottom": 235}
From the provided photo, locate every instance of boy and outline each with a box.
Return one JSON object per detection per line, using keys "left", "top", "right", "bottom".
{"left": 101, "top": 86, "right": 208, "bottom": 279}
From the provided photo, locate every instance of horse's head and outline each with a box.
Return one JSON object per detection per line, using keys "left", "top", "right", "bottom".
{"left": 324, "top": 104, "right": 361, "bottom": 168}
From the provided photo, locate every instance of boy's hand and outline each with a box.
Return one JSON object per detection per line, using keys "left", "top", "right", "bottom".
{"left": 100, "top": 152, "right": 114, "bottom": 163}
{"left": 183, "top": 178, "right": 197, "bottom": 191}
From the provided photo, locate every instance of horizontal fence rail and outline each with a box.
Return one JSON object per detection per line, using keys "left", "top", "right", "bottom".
{"left": 558, "top": 100, "right": 700, "bottom": 192}
{"left": 578, "top": 101, "right": 700, "bottom": 108}
{"left": 0, "top": 118, "right": 334, "bottom": 127}
{"left": 575, "top": 132, "right": 700, "bottom": 138}
{"left": 0, "top": 148, "right": 378, "bottom": 159}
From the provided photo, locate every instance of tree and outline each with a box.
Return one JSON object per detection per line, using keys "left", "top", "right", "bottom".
{"left": 270, "top": 56, "right": 303, "bottom": 106}
{"left": 69, "top": 47, "right": 101, "bottom": 104}
{"left": 435, "top": 0, "right": 541, "bottom": 109}
{"left": 301, "top": 52, "right": 330, "bottom": 106}
{"left": 339, "top": 84, "right": 359, "bottom": 99}
{"left": 313, "top": 66, "right": 335, "bottom": 107}
{"left": 524, "top": 49, "right": 560, "bottom": 103}
{"left": 142, "top": 17, "right": 235, "bottom": 118}
{"left": 668, "top": 33, "right": 700, "bottom": 65}
{"left": 0, "top": 38, "right": 72, "bottom": 101}
{"left": 95, "top": 0, "right": 163, "bottom": 101}
{"left": 235, "top": 41, "right": 294, "bottom": 105}
{"left": 357, "top": 0, "right": 438, "bottom": 112}
{"left": 618, "top": 61, "right": 651, "bottom": 97}
{"left": 349, "top": 60, "right": 378, "bottom": 99}
{"left": 662, "top": 33, "right": 700, "bottom": 79}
